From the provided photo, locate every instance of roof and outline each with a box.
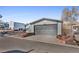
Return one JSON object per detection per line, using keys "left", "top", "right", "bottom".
{"left": 30, "top": 18, "right": 62, "bottom": 24}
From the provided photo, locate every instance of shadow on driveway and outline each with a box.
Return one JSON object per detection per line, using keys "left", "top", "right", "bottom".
{"left": 2, "top": 49, "right": 34, "bottom": 53}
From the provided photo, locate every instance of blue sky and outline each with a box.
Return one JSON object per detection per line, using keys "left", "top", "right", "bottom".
{"left": 0, "top": 6, "right": 78, "bottom": 24}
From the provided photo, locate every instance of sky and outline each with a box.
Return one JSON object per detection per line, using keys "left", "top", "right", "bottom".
{"left": 0, "top": 6, "right": 78, "bottom": 24}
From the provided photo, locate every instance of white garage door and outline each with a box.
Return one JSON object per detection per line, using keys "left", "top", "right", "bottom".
{"left": 34, "top": 24, "right": 57, "bottom": 35}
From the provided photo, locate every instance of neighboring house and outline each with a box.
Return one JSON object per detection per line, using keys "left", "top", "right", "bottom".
{"left": 72, "top": 22, "right": 79, "bottom": 34}
{"left": 3, "top": 22, "right": 9, "bottom": 30}
{"left": 9, "top": 21, "right": 26, "bottom": 31}
{"left": 26, "top": 18, "right": 62, "bottom": 36}
{"left": 0, "top": 22, "right": 9, "bottom": 30}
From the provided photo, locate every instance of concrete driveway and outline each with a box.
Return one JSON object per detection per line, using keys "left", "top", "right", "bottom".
{"left": 0, "top": 36, "right": 79, "bottom": 53}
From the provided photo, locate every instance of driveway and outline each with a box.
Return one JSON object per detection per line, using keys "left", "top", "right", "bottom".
{"left": 0, "top": 36, "right": 79, "bottom": 53}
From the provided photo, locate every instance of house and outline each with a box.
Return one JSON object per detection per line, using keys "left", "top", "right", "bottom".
{"left": 26, "top": 18, "right": 62, "bottom": 36}
{"left": 0, "top": 21, "right": 9, "bottom": 30}
{"left": 9, "top": 21, "right": 26, "bottom": 31}
{"left": 3, "top": 22, "right": 9, "bottom": 30}
{"left": 71, "top": 22, "right": 79, "bottom": 34}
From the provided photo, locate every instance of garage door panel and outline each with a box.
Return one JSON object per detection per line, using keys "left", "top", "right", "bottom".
{"left": 35, "top": 24, "right": 57, "bottom": 35}
{"left": 35, "top": 30, "right": 56, "bottom": 35}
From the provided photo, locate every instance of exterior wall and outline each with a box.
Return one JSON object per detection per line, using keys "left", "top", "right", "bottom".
{"left": 9, "top": 21, "right": 25, "bottom": 30}
{"left": 26, "top": 25, "right": 34, "bottom": 33}
{"left": 9, "top": 21, "right": 14, "bottom": 30}
{"left": 26, "top": 20, "right": 62, "bottom": 35}
{"left": 31, "top": 20, "right": 58, "bottom": 33}
{"left": 57, "top": 23, "right": 62, "bottom": 35}
{"left": 0, "top": 20, "right": 9, "bottom": 30}
{"left": 34, "top": 20, "right": 58, "bottom": 25}
{"left": 4, "top": 22, "right": 9, "bottom": 30}
{"left": 14, "top": 22, "right": 25, "bottom": 30}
